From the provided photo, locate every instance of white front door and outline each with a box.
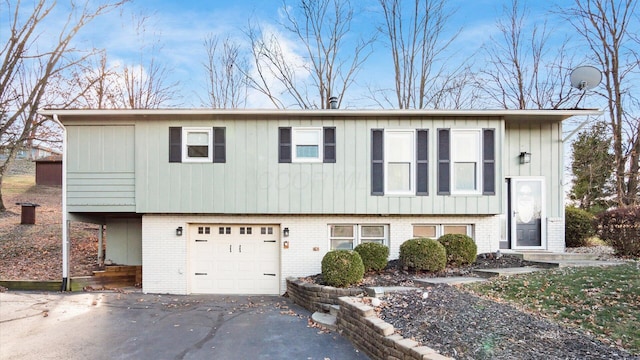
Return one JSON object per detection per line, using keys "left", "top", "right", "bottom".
{"left": 510, "top": 178, "right": 546, "bottom": 249}
{"left": 189, "top": 225, "right": 280, "bottom": 294}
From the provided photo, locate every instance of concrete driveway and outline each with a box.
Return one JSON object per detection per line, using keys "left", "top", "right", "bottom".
{"left": 0, "top": 291, "right": 369, "bottom": 360}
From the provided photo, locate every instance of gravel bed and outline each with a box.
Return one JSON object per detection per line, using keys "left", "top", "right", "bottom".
{"left": 377, "top": 286, "right": 636, "bottom": 359}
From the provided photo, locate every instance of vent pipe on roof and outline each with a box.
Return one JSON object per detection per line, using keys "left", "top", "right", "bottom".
{"left": 329, "top": 96, "right": 338, "bottom": 109}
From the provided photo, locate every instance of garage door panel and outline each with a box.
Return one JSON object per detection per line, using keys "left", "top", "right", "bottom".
{"left": 189, "top": 224, "right": 280, "bottom": 295}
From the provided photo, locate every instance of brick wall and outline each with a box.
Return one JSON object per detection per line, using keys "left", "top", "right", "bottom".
{"left": 142, "top": 214, "right": 500, "bottom": 295}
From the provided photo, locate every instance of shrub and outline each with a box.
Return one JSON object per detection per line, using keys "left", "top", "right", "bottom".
{"left": 565, "top": 206, "right": 596, "bottom": 247}
{"left": 399, "top": 238, "right": 446, "bottom": 272}
{"left": 354, "top": 242, "right": 389, "bottom": 272}
{"left": 321, "top": 250, "right": 365, "bottom": 287}
{"left": 595, "top": 206, "right": 640, "bottom": 257}
{"left": 438, "top": 234, "right": 477, "bottom": 266}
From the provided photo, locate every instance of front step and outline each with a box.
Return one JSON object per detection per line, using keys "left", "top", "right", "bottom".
{"left": 311, "top": 312, "right": 337, "bottom": 330}
{"left": 513, "top": 251, "right": 599, "bottom": 261}
{"left": 473, "top": 266, "right": 544, "bottom": 278}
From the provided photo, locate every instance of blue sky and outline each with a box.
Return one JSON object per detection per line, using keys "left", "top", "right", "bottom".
{"left": 59, "top": 0, "right": 577, "bottom": 108}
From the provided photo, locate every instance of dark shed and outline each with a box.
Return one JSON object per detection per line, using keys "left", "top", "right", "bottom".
{"left": 35, "top": 155, "right": 62, "bottom": 186}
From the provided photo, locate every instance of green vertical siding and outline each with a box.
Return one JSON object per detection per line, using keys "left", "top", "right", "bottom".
{"left": 504, "top": 120, "right": 564, "bottom": 217}
{"left": 135, "top": 117, "right": 504, "bottom": 215}
{"left": 67, "top": 125, "right": 135, "bottom": 212}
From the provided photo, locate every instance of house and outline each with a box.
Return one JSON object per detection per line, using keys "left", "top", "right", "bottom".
{"left": 38, "top": 108, "right": 600, "bottom": 295}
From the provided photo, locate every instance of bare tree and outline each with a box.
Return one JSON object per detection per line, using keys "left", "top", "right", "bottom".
{"left": 0, "top": 0, "right": 127, "bottom": 211}
{"left": 375, "top": 0, "right": 475, "bottom": 109}
{"left": 118, "top": 14, "right": 180, "bottom": 109}
{"left": 202, "top": 35, "right": 249, "bottom": 109}
{"left": 563, "top": 0, "right": 639, "bottom": 206}
{"left": 245, "top": 0, "right": 375, "bottom": 109}
{"left": 480, "top": 0, "right": 580, "bottom": 110}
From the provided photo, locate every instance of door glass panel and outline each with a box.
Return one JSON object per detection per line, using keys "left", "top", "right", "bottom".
{"left": 513, "top": 180, "right": 543, "bottom": 247}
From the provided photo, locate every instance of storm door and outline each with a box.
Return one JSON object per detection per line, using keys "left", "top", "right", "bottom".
{"left": 510, "top": 178, "right": 545, "bottom": 249}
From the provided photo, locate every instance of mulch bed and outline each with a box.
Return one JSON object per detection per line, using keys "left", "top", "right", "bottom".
{"left": 308, "top": 254, "right": 637, "bottom": 359}
{"left": 377, "top": 286, "right": 635, "bottom": 359}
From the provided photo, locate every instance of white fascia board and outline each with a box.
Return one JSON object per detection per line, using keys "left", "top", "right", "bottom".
{"left": 38, "top": 108, "right": 603, "bottom": 122}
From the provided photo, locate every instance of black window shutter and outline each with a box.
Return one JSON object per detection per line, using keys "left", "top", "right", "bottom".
{"left": 371, "top": 129, "right": 384, "bottom": 195}
{"left": 212, "top": 127, "right": 226, "bottom": 163}
{"left": 416, "top": 129, "right": 429, "bottom": 195}
{"left": 323, "top": 127, "right": 336, "bottom": 163}
{"left": 278, "top": 127, "right": 292, "bottom": 163}
{"left": 482, "top": 128, "right": 496, "bottom": 195}
{"left": 169, "top": 127, "right": 182, "bottom": 163}
{"left": 437, "top": 129, "right": 450, "bottom": 195}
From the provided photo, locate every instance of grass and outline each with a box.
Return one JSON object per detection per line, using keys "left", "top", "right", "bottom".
{"left": 466, "top": 263, "right": 640, "bottom": 355}
{"left": 2, "top": 174, "right": 36, "bottom": 195}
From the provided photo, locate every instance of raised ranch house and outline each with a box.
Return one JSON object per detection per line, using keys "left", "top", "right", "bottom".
{"left": 39, "top": 108, "right": 599, "bottom": 295}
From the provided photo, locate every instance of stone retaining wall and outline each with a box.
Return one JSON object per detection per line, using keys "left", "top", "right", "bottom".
{"left": 286, "top": 277, "right": 365, "bottom": 312}
{"left": 337, "top": 297, "right": 452, "bottom": 360}
{"left": 286, "top": 277, "right": 451, "bottom": 360}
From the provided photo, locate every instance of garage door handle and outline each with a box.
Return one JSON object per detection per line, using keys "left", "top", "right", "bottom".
{"left": 195, "top": 272, "right": 207, "bottom": 276}
{"left": 264, "top": 240, "right": 276, "bottom": 243}
{"left": 239, "top": 245, "right": 242, "bottom": 253}
{"left": 229, "top": 245, "right": 232, "bottom": 253}
{"left": 263, "top": 273, "right": 276, "bottom": 276}
{"left": 195, "top": 239, "right": 207, "bottom": 242}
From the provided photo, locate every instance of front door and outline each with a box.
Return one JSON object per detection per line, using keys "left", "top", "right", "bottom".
{"left": 510, "top": 178, "right": 545, "bottom": 249}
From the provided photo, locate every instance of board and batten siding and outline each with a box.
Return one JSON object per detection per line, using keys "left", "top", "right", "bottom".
{"left": 135, "top": 117, "right": 503, "bottom": 215}
{"left": 504, "top": 120, "right": 564, "bottom": 218}
{"left": 66, "top": 125, "right": 135, "bottom": 212}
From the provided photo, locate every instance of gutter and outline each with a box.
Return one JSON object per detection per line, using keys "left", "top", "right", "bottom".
{"left": 50, "top": 114, "right": 69, "bottom": 291}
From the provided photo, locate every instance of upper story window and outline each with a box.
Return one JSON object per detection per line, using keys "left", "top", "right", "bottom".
{"left": 293, "top": 128, "right": 323, "bottom": 162}
{"left": 279, "top": 127, "right": 336, "bottom": 163}
{"left": 371, "top": 129, "right": 428, "bottom": 196}
{"left": 451, "top": 130, "right": 481, "bottom": 193}
{"left": 438, "top": 128, "right": 495, "bottom": 196}
{"left": 183, "top": 127, "right": 212, "bottom": 162}
{"left": 169, "top": 127, "right": 225, "bottom": 163}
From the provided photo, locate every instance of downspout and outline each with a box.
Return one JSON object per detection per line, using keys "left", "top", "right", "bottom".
{"left": 51, "top": 114, "right": 69, "bottom": 291}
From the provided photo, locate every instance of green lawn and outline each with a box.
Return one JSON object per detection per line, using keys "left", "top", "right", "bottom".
{"left": 465, "top": 263, "right": 640, "bottom": 355}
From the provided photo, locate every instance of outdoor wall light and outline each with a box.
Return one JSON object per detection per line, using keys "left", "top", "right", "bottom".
{"left": 176, "top": 226, "right": 183, "bottom": 236}
{"left": 519, "top": 152, "right": 531, "bottom": 164}
{"left": 283, "top": 227, "right": 290, "bottom": 237}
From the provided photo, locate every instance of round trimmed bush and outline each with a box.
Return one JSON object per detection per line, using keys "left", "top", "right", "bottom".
{"left": 438, "top": 234, "right": 477, "bottom": 266}
{"left": 354, "top": 242, "right": 389, "bottom": 272}
{"left": 399, "top": 238, "right": 446, "bottom": 272}
{"left": 565, "top": 206, "right": 595, "bottom": 247}
{"left": 321, "top": 250, "right": 364, "bottom": 287}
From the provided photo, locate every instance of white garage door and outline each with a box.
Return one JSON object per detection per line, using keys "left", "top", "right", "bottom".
{"left": 189, "top": 224, "right": 280, "bottom": 294}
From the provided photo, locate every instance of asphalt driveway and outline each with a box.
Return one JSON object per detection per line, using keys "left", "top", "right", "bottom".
{"left": 0, "top": 291, "right": 369, "bottom": 360}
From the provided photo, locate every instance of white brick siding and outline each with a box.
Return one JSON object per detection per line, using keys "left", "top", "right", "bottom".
{"left": 142, "top": 214, "right": 501, "bottom": 295}
{"left": 546, "top": 217, "right": 565, "bottom": 253}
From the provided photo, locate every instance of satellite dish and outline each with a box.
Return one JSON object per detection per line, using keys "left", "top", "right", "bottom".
{"left": 570, "top": 66, "right": 602, "bottom": 90}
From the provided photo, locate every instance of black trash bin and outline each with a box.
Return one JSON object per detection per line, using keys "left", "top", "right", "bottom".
{"left": 15, "top": 202, "right": 40, "bottom": 224}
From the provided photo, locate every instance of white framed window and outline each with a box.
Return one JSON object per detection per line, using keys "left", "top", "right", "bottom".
{"left": 292, "top": 127, "right": 323, "bottom": 162}
{"left": 451, "top": 130, "right": 481, "bottom": 194}
{"left": 412, "top": 224, "right": 474, "bottom": 239}
{"left": 182, "top": 127, "right": 212, "bottom": 163}
{"left": 329, "top": 224, "right": 389, "bottom": 250}
{"left": 385, "top": 130, "right": 415, "bottom": 195}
